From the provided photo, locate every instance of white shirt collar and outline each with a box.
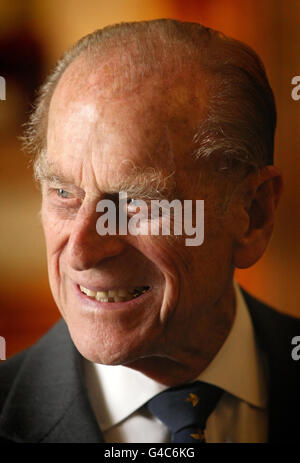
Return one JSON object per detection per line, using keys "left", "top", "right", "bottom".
{"left": 84, "top": 281, "right": 267, "bottom": 431}
{"left": 84, "top": 357, "right": 169, "bottom": 431}
{"left": 197, "top": 281, "right": 267, "bottom": 408}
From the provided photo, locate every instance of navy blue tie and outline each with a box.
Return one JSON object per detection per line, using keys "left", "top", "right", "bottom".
{"left": 147, "top": 381, "right": 223, "bottom": 443}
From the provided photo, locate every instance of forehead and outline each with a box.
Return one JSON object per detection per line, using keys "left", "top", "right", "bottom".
{"left": 46, "top": 55, "right": 207, "bottom": 193}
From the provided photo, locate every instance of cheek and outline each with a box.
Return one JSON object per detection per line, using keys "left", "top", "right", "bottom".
{"left": 133, "top": 236, "right": 183, "bottom": 283}
{"left": 41, "top": 204, "right": 71, "bottom": 300}
{"left": 41, "top": 201, "right": 71, "bottom": 255}
{"left": 185, "top": 215, "right": 235, "bottom": 302}
{"left": 131, "top": 235, "right": 191, "bottom": 319}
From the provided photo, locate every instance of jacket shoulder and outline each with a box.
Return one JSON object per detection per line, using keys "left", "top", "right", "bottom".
{"left": 0, "top": 349, "right": 28, "bottom": 414}
{"left": 0, "top": 320, "right": 66, "bottom": 416}
{"left": 242, "top": 287, "right": 300, "bottom": 367}
{"left": 241, "top": 288, "right": 300, "bottom": 443}
{"left": 242, "top": 288, "right": 300, "bottom": 332}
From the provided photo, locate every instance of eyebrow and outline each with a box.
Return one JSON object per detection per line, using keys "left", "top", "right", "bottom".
{"left": 36, "top": 160, "right": 75, "bottom": 186}
{"left": 40, "top": 173, "right": 77, "bottom": 187}
{"left": 39, "top": 160, "right": 177, "bottom": 200}
{"left": 115, "top": 171, "right": 176, "bottom": 200}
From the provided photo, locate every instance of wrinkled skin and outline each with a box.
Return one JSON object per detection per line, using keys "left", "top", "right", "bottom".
{"left": 41, "top": 56, "right": 282, "bottom": 386}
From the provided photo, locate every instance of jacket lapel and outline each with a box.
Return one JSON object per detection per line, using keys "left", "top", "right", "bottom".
{"left": 0, "top": 319, "right": 104, "bottom": 443}
{"left": 242, "top": 288, "right": 300, "bottom": 443}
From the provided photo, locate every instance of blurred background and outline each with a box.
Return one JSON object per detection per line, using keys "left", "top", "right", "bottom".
{"left": 0, "top": 0, "right": 299, "bottom": 358}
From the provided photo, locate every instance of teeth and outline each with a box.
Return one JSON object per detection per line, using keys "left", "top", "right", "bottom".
{"left": 86, "top": 289, "right": 96, "bottom": 297}
{"left": 79, "top": 285, "right": 95, "bottom": 296}
{"left": 79, "top": 285, "right": 149, "bottom": 302}
{"left": 108, "top": 290, "right": 117, "bottom": 297}
{"left": 118, "top": 289, "right": 128, "bottom": 297}
{"left": 96, "top": 291, "right": 107, "bottom": 299}
{"left": 114, "top": 296, "right": 126, "bottom": 302}
{"left": 95, "top": 293, "right": 108, "bottom": 302}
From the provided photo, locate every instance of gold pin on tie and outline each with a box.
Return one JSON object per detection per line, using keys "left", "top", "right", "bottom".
{"left": 190, "top": 428, "right": 205, "bottom": 442}
{"left": 185, "top": 392, "right": 199, "bottom": 407}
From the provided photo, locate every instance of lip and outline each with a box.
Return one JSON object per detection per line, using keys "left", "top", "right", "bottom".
{"left": 74, "top": 282, "right": 153, "bottom": 311}
{"left": 75, "top": 281, "right": 148, "bottom": 293}
{"left": 75, "top": 278, "right": 149, "bottom": 293}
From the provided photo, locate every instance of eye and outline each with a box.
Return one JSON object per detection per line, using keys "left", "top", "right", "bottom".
{"left": 127, "top": 198, "right": 138, "bottom": 206}
{"left": 127, "top": 198, "right": 139, "bottom": 214}
{"left": 127, "top": 198, "right": 144, "bottom": 210}
{"left": 126, "top": 198, "right": 150, "bottom": 218}
{"left": 57, "top": 188, "right": 71, "bottom": 199}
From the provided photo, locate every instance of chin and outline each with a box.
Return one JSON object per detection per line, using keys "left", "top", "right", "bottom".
{"left": 65, "top": 319, "right": 153, "bottom": 366}
{"left": 73, "top": 341, "right": 149, "bottom": 367}
{"left": 56, "top": 280, "right": 167, "bottom": 365}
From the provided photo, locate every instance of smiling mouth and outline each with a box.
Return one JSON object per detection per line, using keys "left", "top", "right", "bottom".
{"left": 79, "top": 285, "right": 150, "bottom": 302}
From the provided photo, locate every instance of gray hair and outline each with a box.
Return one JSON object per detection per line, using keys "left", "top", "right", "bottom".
{"left": 22, "top": 19, "right": 276, "bottom": 179}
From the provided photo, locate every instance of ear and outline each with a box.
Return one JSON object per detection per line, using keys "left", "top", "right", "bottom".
{"left": 233, "top": 166, "right": 283, "bottom": 269}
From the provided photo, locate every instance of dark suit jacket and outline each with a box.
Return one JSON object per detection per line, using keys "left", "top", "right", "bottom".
{"left": 0, "top": 289, "right": 299, "bottom": 443}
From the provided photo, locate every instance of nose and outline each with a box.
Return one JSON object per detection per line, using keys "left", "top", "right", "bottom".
{"left": 67, "top": 203, "right": 125, "bottom": 271}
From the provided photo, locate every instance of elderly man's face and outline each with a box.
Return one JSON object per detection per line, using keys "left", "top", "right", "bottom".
{"left": 41, "top": 60, "right": 236, "bottom": 380}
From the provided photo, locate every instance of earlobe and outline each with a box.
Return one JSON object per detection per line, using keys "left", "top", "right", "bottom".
{"left": 232, "top": 166, "right": 283, "bottom": 269}
{"left": 233, "top": 228, "right": 273, "bottom": 269}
